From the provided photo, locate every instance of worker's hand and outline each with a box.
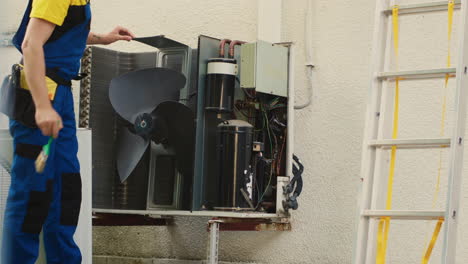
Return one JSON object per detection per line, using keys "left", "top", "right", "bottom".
{"left": 35, "top": 106, "right": 63, "bottom": 138}
{"left": 100, "top": 26, "right": 135, "bottom": 45}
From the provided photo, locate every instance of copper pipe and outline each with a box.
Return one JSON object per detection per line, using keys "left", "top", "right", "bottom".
{"left": 229, "top": 40, "right": 246, "bottom": 58}
{"left": 219, "top": 39, "right": 232, "bottom": 57}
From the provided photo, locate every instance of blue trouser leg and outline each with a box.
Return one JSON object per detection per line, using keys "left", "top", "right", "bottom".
{"left": 1, "top": 85, "right": 82, "bottom": 264}
{"left": 43, "top": 85, "right": 81, "bottom": 264}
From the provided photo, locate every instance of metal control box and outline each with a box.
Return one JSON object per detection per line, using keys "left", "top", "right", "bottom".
{"left": 240, "top": 41, "right": 289, "bottom": 97}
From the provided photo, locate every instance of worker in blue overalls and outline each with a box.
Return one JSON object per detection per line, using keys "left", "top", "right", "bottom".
{"left": 1, "top": 0, "right": 134, "bottom": 263}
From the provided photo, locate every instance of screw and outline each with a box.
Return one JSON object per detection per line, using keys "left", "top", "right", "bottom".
{"left": 453, "top": 210, "right": 457, "bottom": 219}
{"left": 376, "top": 112, "right": 380, "bottom": 117}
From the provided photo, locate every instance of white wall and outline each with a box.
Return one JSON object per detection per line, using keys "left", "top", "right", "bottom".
{"left": 3, "top": 0, "right": 468, "bottom": 263}
{"left": 1, "top": 0, "right": 27, "bottom": 128}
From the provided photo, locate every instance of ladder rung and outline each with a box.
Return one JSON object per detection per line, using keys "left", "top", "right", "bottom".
{"left": 384, "top": 1, "right": 461, "bottom": 15}
{"left": 363, "top": 210, "right": 445, "bottom": 220}
{"left": 369, "top": 138, "right": 451, "bottom": 149}
{"left": 378, "top": 68, "right": 456, "bottom": 80}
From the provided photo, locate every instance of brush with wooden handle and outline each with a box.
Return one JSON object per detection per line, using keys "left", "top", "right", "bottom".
{"left": 35, "top": 137, "right": 53, "bottom": 173}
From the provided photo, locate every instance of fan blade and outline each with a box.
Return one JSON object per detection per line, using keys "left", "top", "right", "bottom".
{"left": 109, "top": 68, "right": 186, "bottom": 123}
{"left": 117, "top": 127, "right": 150, "bottom": 182}
{"left": 153, "top": 101, "right": 195, "bottom": 176}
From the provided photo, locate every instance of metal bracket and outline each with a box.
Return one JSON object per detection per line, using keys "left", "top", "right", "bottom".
{"left": 92, "top": 212, "right": 171, "bottom": 226}
{"left": 207, "top": 220, "right": 221, "bottom": 264}
{"left": 207, "top": 217, "right": 291, "bottom": 232}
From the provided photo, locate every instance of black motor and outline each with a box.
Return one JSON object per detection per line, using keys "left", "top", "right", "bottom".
{"left": 216, "top": 120, "right": 253, "bottom": 210}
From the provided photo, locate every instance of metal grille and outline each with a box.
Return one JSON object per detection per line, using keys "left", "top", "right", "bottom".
{"left": 86, "top": 47, "right": 158, "bottom": 210}
{"left": 79, "top": 47, "right": 92, "bottom": 128}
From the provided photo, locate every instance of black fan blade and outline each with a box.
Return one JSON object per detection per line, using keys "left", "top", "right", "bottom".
{"left": 153, "top": 101, "right": 195, "bottom": 176}
{"left": 109, "top": 68, "right": 186, "bottom": 123}
{"left": 117, "top": 127, "right": 150, "bottom": 182}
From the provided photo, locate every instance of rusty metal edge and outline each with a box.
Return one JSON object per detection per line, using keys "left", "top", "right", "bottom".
{"left": 93, "top": 212, "right": 171, "bottom": 226}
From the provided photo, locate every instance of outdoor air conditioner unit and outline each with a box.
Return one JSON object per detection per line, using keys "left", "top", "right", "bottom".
{"left": 83, "top": 35, "right": 296, "bottom": 219}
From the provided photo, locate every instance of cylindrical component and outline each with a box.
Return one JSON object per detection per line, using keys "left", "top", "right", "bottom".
{"left": 205, "top": 58, "right": 237, "bottom": 112}
{"left": 216, "top": 120, "right": 253, "bottom": 210}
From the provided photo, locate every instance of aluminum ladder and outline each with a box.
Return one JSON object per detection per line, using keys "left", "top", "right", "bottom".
{"left": 354, "top": 0, "right": 468, "bottom": 263}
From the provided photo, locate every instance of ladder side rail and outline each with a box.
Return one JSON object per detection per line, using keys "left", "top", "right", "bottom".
{"left": 353, "top": 1, "right": 392, "bottom": 263}
{"left": 366, "top": 1, "right": 398, "bottom": 262}
{"left": 442, "top": 0, "right": 468, "bottom": 262}
{"left": 364, "top": 79, "right": 396, "bottom": 263}
{"left": 364, "top": 27, "right": 397, "bottom": 263}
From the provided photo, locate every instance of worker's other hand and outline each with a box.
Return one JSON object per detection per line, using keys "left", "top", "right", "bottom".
{"left": 101, "top": 26, "right": 135, "bottom": 44}
{"left": 35, "top": 106, "right": 63, "bottom": 138}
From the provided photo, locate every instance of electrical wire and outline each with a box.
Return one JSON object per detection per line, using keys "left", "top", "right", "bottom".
{"left": 295, "top": 0, "right": 314, "bottom": 110}
{"left": 255, "top": 105, "right": 275, "bottom": 209}
{"left": 234, "top": 105, "right": 255, "bottom": 119}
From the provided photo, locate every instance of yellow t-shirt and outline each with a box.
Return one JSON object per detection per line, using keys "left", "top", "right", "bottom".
{"left": 30, "top": 0, "right": 88, "bottom": 26}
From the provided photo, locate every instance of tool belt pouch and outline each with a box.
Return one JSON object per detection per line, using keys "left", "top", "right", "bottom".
{"left": 0, "top": 64, "right": 72, "bottom": 128}
{"left": 0, "top": 68, "right": 16, "bottom": 118}
{"left": 13, "top": 64, "right": 41, "bottom": 128}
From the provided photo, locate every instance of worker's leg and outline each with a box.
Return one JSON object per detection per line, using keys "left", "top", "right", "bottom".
{"left": 43, "top": 85, "right": 82, "bottom": 264}
{"left": 0, "top": 117, "right": 56, "bottom": 264}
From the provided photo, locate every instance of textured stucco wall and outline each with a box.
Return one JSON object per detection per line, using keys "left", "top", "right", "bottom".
{"left": 2, "top": 0, "right": 468, "bottom": 263}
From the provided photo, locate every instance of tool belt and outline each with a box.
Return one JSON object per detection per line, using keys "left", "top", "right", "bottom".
{"left": 0, "top": 64, "right": 75, "bottom": 128}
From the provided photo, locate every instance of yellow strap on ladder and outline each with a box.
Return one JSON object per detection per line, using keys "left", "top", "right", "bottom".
{"left": 421, "top": 1, "right": 454, "bottom": 263}
{"left": 376, "top": 5, "right": 400, "bottom": 264}
{"left": 422, "top": 218, "right": 445, "bottom": 264}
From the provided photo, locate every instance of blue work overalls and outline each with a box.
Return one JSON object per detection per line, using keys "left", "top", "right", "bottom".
{"left": 1, "top": 1, "right": 91, "bottom": 263}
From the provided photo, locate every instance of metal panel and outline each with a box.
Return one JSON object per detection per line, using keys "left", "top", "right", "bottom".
{"left": 255, "top": 41, "right": 288, "bottom": 97}
{"left": 240, "top": 41, "right": 289, "bottom": 97}
{"left": 193, "top": 35, "right": 225, "bottom": 210}
{"left": 146, "top": 143, "right": 182, "bottom": 210}
{"left": 240, "top": 43, "right": 256, "bottom": 88}
{"left": 157, "top": 48, "right": 192, "bottom": 106}
{"left": 194, "top": 36, "right": 244, "bottom": 210}
{"left": 134, "top": 35, "right": 188, "bottom": 49}
{"left": 276, "top": 176, "right": 289, "bottom": 215}
{"left": 93, "top": 208, "right": 283, "bottom": 219}
{"left": 75, "top": 129, "right": 93, "bottom": 264}
{"left": 93, "top": 213, "right": 169, "bottom": 226}
{"left": 0, "top": 129, "right": 13, "bottom": 252}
